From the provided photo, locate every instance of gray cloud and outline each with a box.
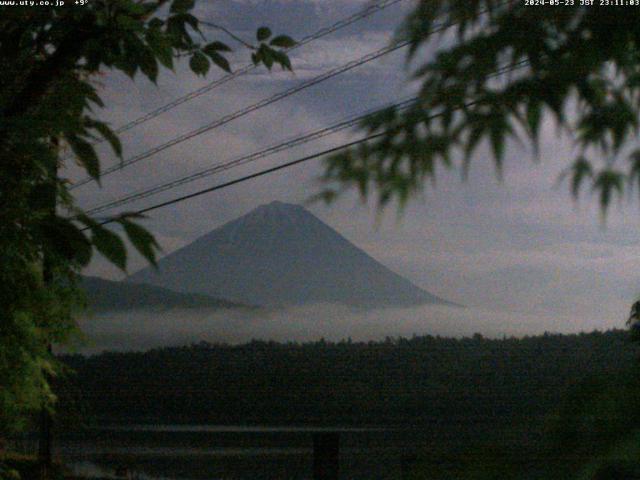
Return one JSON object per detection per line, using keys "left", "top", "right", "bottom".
{"left": 75, "top": 0, "right": 640, "bottom": 338}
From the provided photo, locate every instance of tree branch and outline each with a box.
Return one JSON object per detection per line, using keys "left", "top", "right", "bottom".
{"left": 200, "top": 21, "right": 255, "bottom": 49}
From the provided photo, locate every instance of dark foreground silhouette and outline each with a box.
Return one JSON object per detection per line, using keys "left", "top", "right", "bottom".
{"left": 55, "top": 329, "right": 640, "bottom": 479}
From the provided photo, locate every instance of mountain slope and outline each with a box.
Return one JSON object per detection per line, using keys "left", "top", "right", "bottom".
{"left": 81, "top": 276, "right": 249, "bottom": 312}
{"left": 128, "top": 201, "right": 453, "bottom": 307}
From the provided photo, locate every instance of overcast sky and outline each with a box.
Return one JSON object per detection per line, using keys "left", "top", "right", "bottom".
{"left": 71, "top": 0, "right": 640, "bottom": 338}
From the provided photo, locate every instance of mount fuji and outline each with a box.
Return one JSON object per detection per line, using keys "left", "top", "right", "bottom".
{"left": 128, "top": 201, "right": 453, "bottom": 308}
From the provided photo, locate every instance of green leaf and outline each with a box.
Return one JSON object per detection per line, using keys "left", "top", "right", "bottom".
{"left": 269, "top": 35, "right": 296, "bottom": 48}
{"left": 90, "top": 224, "right": 128, "bottom": 271}
{"left": 66, "top": 135, "right": 100, "bottom": 182}
{"left": 256, "top": 26, "right": 272, "bottom": 42}
{"left": 118, "top": 217, "right": 160, "bottom": 268}
{"left": 489, "top": 114, "right": 508, "bottom": 175}
{"left": 272, "top": 49, "right": 292, "bottom": 71}
{"left": 39, "top": 217, "right": 92, "bottom": 266}
{"left": 568, "top": 157, "right": 594, "bottom": 198}
{"left": 86, "top": 119, "right": 122, "bottom": 158}
{"left": 170, "top": 0, "right": 194, "bottom": 13}
{"left": 181, "top": 13, "right": 199, "bottom": 32}
{"left": 77, "top": 80, "right": 104, "bottom": 108}
{"left": 593, "top": 169, "right": 624, "bottom": 214}
{"left": 308, "top": 189, "right": 339, "bottom": 205}
{"left": 206, "top": 51, "right": 231, "bottom": 73}
{"left": 463, "top": 124, "right": 484, "bottom": 178}
{"left": 260, "top": 47, "right": 274, "bottom": 70}
{"left": 146, "top": 28, "right": 174, "bottom": 70}
{"left": 189, "top": 51, "right": 210, "bottom": 76}
{"left": 139, "top": 46, "right": 159, "bottom": 83}
{"left": 166, "top": 15, "right": 188, "bottom": 42}
{"left": 203, "top": 41, "right": 232, "bottom": 54}
{"left": 154, "top": 43, "right": 174, "bottom": 70}
{"left": 115, "top": 54, "right": 139, "bottom": 78}
{"left": 628, "top": 150, "right": 640, "bottom": 195}
{"left": 526, "top": 100, "right": 542, "bottom": 141}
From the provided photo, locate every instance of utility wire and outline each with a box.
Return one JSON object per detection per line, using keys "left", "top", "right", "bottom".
{"left": 88, "top": 132, "right": 385, "bottom": 230}
{"left": 73, "top": 0, "right": 517, "bottom": 190}
{"left": 85, "top": 59, "right": 529, "bottom": 215}
{"left": 84, "top": 98, "right": 417, "bottom": 215}
{"left": 88, "top": 0, "right": 407, "bottom": 141}
{"left": 86, "top": 60, "right": 531, "bottom": 229}
{"left": 71, "top": 16, "right": 459, "bottom": 190}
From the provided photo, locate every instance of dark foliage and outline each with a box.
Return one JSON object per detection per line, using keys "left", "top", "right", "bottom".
{"left": 59, "top": 329, "right": 635, "bottom": 430}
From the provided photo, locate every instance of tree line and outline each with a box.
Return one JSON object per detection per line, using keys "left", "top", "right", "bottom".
{"left": 58, "top": 329, "right": 637, "bottom": 429}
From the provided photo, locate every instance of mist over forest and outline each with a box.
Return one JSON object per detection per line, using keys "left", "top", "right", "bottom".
{"left": 73, "top": 301, "right": 617, "bottom": 353}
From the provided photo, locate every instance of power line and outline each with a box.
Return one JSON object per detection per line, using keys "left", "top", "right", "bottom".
{"left": 84, "top": 98, "right": 417, "bottom": 215}
{"left": 86, "top": 59, "right": 531, "bottom": 228}
{"left": 73, "top": 7, "right": 486, "bottom": 191}
{"left": 71, "top": 33, "right": 419, "bottom": 190}
{"left": 85, "top": 59, "right": 529, "bottom": 215}
{"left": 88, "top": 0, "right": 407, "bottom": 141}
{"left": 89, "top": 132, "right": 385, "bottom": 230}
{"left": 73, "top": 1, "right": 518, "bottom": 190}
{"left": 62, "top": 0, "right": 405, "bottom": 182}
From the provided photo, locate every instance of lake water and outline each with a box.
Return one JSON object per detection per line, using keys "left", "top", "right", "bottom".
{"left": 56, "top": 425, "right": 423, "bottom": 479}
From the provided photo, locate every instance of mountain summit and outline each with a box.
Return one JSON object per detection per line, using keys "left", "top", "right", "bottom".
{"left": 128, "top": 201, "right": 452, "bottom": 307}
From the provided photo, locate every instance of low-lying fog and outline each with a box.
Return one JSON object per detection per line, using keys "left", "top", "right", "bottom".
{"left": 71, "top": 302, "right": 627, "bottom": 354}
